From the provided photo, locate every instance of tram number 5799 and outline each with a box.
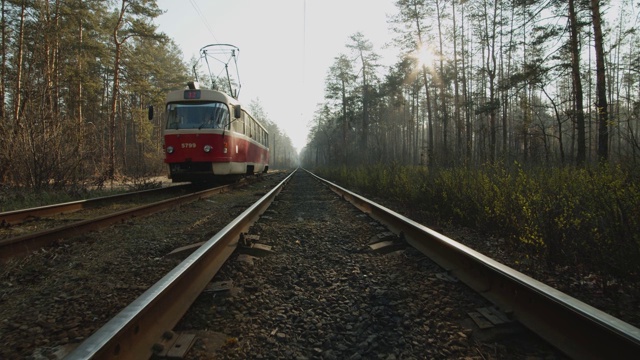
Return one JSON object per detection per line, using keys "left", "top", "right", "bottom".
{"left": 181, "top": 143, "right": 196, "bottom": 149}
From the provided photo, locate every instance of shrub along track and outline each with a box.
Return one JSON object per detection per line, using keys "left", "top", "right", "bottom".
{"left": 177, "top": 170, "right": 562, "bottom": 359}
{"left": 0, "top": 174, "right": 288, "bottom": 359}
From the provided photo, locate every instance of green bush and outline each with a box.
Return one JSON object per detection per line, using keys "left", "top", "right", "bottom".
{"left": 315, "top": 164, "right": 640, "bottom": 277}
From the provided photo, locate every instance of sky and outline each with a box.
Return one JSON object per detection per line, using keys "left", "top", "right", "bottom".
{"left": 155, "top": 0, "right": 399, "bottom": 153}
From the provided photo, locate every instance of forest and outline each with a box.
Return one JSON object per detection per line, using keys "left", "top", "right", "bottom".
{"left": 301, "top": 0, "right": 640, "bottom": 276}
{"left": 302, "top": 0, "right": 639, "bottom": 167}
{"left": 0, "top": 0, "right": 296, "bottom": 190}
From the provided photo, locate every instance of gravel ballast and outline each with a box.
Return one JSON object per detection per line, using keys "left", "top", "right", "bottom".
{"left": 177, "top": 171, "right": 563, "bottom": 359}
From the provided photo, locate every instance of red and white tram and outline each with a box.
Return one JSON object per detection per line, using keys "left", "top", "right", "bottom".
{"left": 160, "top": 82, "right": 269, "bottom": 183}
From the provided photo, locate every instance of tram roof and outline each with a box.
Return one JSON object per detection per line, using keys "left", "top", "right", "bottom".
{"left": 165, "top": 88, "right": 239, "bottom": 105}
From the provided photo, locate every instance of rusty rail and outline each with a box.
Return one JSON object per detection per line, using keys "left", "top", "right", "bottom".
{"left": 0, "top": 184, "right": 235, "bottom": 261}
{"left": 307, "top": 169, "right": 640, "bottom": 360}
{"left": 64, "top": 169, "right": 296, "bottom": 360}
{"left": 0, "top": 184, "right": 191, "bottom": 226}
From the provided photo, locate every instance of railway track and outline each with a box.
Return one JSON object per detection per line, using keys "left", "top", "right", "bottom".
{"left": 0, "top": 176, "right": 271, "bottom": 261}
{"left": 62, "top": 169, "right": 639, "bottom": 359}
{"left": 0, "top": 173, "right": 288, "bottom": 359}
{"left": 0, "top": 183, "right": 192, "bottom": 227}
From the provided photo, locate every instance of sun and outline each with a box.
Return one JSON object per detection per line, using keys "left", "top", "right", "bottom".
{"left": 414, "top": 44, "right": 436, "bottom": 69}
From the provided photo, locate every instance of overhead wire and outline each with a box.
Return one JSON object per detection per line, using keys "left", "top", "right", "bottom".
{"left": 302, "top": 0, "right": 307, "bottom": 122}
{"left": 187, "top": 0, "right": 220, "bottom": 88}
{"left": 303, "top": 0, "right": 306, "bottom": 90}
{"left": 188, "top": 0, "right": 219, "bottom": 43}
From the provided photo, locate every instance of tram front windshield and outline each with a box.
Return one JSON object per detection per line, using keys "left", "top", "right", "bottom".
{"left": 166, "top": 102, "right": 230, "bottom": 130}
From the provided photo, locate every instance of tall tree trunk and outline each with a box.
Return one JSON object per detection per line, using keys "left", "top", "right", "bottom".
{"left": 109, "top": 0, "right": 127, "bottom": 180}
{"left": 341, "top": 77, "right": 347, "bottom": 165}
{"left": 422, "top": 68, "right": 434, "bottom": 166}
{"left": 0, "top": 0, "right": 6, "bottom": 182}
{"left": 415, "top": 83, "right": 420, "bottom": 165}
{"left": 13, "top": 0, "right": 25, "bottom": 131}
{"left": 359, "top": 52, "right": 368, "bottom": 162}
{"left": 0, "top": 0, "right": 5, "bottom": 122}
{"left": 484, "top": 0, "right": 498, "bottom": 163}
{"left": 592, "top": 0, "right": 608, "bottom": 162}
{"left": 502, "top": 2, "right": 516, "bottom": 162}
{"left": 435, "top": 0, "right": 449, "bottom": 163}
{"left": 541, "top": 87, "right": 566, "bottom": 165}
{"left": 452, "top": 0, "right": 462, "bottom": 163}
{"left": 43, "top": 0, "right": 52, "bottom": 122}
{"left": 461, "top": 2, "right": 471, "bottom": 163}
{"left": 77, "top": 17, "right": 84, "bottom": 156}
{"left": 53, "top": 0, "right": 60, "bottom": 120}
{"left": 411, "top": 0, "right": 434, "bottom": 167}
{"left": 568, "top": 0, "right": 587, "bottom": 165}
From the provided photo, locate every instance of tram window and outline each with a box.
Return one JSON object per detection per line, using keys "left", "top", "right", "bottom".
{"left": 166, "top": 102, "right": 229, "bottom": 129}
{"left": 240, "top": 111, "right": 247, "bottom": 135}
{"left": 232, "top": 117, "right": 243, "bottom": 133}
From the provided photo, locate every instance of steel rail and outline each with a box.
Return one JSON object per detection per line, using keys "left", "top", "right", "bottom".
{"left": 0, "top": 184, "right": 192, "bottom": 226}
{"left": 0, "top": 183, "right": 237, "bottom": 261}
{"left": 307, "top": 169, "right": 640, "bottom": 360}
{"left": 65, "top": 169, "right": 296, "bottom": 360}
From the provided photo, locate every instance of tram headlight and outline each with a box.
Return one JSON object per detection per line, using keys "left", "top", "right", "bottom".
{"left": 203, "top": 145, "right": 212, "bottom": 153}
{"left": 166, "top": 146, "right": 174, "bottom": 154}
